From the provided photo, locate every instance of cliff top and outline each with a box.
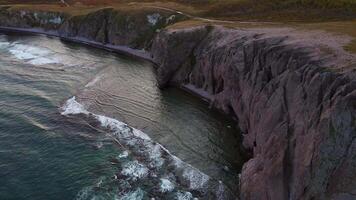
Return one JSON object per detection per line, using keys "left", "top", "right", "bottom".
{"left": 0, "top": 1, "right": 355, "bottom": 65}
{"left": 1, "top": 0, "right": 355, "bottom": 21}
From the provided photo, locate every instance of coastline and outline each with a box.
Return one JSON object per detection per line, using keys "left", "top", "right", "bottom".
{"left": 0, "top": 26, "right": 154, "bottom": 63}
{"left": 0, "top": 26, "right": 228, "bottom": 119}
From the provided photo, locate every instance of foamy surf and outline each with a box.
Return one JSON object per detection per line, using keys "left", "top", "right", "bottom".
{"left": 61, "top": 96, "right": 235, "bottom": 200}
{"left": 8, "top": 43, "right": 60, "bottom": 65}
{"left": 0, "top": 39, "right": 97, "bottom": 67}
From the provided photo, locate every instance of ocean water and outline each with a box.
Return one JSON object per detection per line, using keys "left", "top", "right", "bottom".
{"left": 0, "top": 31, "right": 245, "bottom": 200}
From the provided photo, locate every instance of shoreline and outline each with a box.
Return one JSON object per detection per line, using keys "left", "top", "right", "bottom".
{"left": 0, "top": 26, "right": 154, "bottom": 63}
{"left": 0, "top": 26, "right": 226, "bottom": 118}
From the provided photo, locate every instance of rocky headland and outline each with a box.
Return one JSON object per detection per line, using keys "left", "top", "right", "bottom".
{"left": 0, "top": 6, "right": 355, "bottom": 200}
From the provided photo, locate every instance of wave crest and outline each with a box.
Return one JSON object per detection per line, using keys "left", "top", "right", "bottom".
{"left": 61, "top": 96, "right": 235, "bottom": 200}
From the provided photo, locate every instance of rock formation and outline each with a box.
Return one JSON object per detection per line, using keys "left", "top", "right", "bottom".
{"left": 151, "top": 26, "right": 356, "bottom": 200}
{"left": 0, "top": 6, "right": 185, "bottom": 49}
{"left": 0, "top": 6, "right": 355, "bottom": 200}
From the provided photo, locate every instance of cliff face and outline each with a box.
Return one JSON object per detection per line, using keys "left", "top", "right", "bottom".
{"left": 151, "top": 26, "right": 356, "bottom": 200}
{"left": 0, "top": 7, "right": 66, "bottom": 30}
{"left": 0, "top": 6, "right": 184, "bottom": 49}
{"left": 0, "top": 6, "right": 355, "bottom": 200}
{"left": 58, "top": 8, "right": 184, "bottom": 49}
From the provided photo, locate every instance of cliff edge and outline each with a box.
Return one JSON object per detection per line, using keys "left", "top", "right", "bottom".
{"left": 152, "top": 25, "right": 356, "bottom": 200}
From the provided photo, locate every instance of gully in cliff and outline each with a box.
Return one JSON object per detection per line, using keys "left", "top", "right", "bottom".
{"left": 0, "top": 1, "right": 355, "bottom": 200}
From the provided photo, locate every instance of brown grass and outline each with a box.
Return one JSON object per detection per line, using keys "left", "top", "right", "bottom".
{"left": 1, "top": 0, "right": 355, "bottom": 21}
{"left": 293, "top": 20, "right": 356, "bottom": 53}
{"left": 0, "top": 1, "right": 355, "bottom": 54}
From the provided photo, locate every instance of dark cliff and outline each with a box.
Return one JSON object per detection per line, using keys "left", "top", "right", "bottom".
{"left": 0, "top": 6, "right": 185, "bottom": 49}
{"left": 151, "top": 26, "right": 356, "bottom": 200}
{"left": 0, "top": 6, "right": 355, "bottom": 200}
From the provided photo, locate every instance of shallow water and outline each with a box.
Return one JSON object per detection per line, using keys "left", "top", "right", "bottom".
{"left": 0, "top": 32, "right": 245, "bottom": 200}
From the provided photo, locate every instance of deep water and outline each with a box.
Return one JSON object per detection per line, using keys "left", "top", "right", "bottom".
{"left": 0, "top": 32, "right": 244, "bottom": 200}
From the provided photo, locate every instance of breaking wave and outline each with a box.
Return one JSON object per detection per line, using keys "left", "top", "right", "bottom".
{"left": 0, "top": 39, "right": 97, "bottom": 67}
{"left": 61, "top": 96, "right": 235, "bottom": 200}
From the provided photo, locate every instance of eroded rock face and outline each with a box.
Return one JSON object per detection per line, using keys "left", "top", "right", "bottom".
{"left": 0, "top": 7, "right": 66, "bottom": 29}
{"left": 151, "top": 26, "right": 356, "bottom": 200}
{"left": 0, "top": 7, "right": 185, "bottom": 49}
{"left": 58, "top": 8, "right": 183, "bottom": 49}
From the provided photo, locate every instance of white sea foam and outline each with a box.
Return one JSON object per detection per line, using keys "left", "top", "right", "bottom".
{"left": 172, "top": 155, "right": 210, "bottom": 190}
{"left": 118, "top": 150, "right": 129, "bottom": 159}
{"left": 121, "top": 161, "right": 149, "bottom": 181}
{"left": 61, "top": 97, "right": 150, "bottom": 140}
{"left": 0, "top": 42, "right": 86, "bottom": 66}
{"left": 95, "top": 114, "right": 151, "bottom": 141}
{"left": 175, "top": 191, "right": 193, "bottom": 200}
{"left": 0, "top": 40, "right": 47, "bottom": 64}
{"left": 9, "top": 47, "right": 38, "bottom": 59}
{"left": 8, "top": 44, "right": 59, "bottom": 65}
{"left": 141, "top": 142, "right": 164, "bottom": 168}
{"left": 61, "top": 97, "right": 152, "bottom": 145}
{"left": 118, "top": 188, "right": 145, "bottom": 200}
{"left": 172, "top": 155, "right": 184, "bottom": 168}
{"left": 159, "top": 178, "right": 175, "bottom": 193}
{"left": 62, "top": 96, "right": 222, "bottom": 198}
{"left": 29, "top": 57, "right": 58, "bottom": 65}
{"left": 61, "top": 96, "right": 89, "bottom": 115}
{"left": 182, "top": 168, "right": 210, "bottom": 190}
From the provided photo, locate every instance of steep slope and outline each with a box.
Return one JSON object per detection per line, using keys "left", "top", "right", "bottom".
{"left": 0, "top": 6, "right": 185, "bottom": 49}
{"left": 151, "top": 25, "right": 356, "bottom": 200}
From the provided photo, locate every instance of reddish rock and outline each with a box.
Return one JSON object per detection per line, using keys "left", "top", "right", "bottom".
{"left": 151, "top": 26, "right": 356, "bottom": 200}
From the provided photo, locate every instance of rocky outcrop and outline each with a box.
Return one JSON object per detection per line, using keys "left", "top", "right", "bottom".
{"left": 151, "top": 26, "right": 356, "bottom": 200}
{"left": 0, "top": 6, "right": 355, "bottom": 200}
{"left": 0, "top": 7, "right": 66, "bottom": 30}
{"left": 58, "top": 8, "right": 184, "bottom": 49}
{"left": 0, "top": 6, "right": 185, "bottom": 49}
